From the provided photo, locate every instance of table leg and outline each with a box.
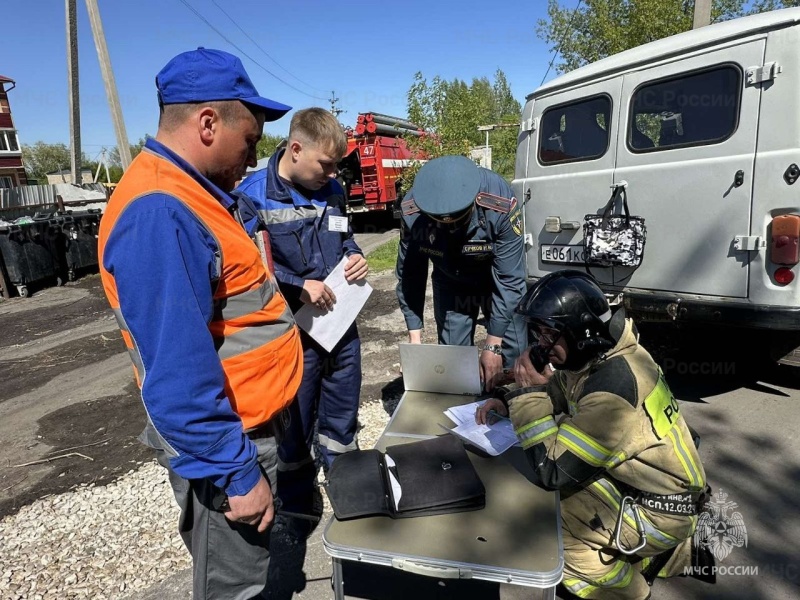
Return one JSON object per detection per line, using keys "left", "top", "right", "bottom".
{"left": 332, "top": 557, "right": 345, "bottom": 600}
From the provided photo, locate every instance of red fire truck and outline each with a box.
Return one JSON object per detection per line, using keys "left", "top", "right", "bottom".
{"left": 337, "top": 112, "right": 426, "bottom": 217}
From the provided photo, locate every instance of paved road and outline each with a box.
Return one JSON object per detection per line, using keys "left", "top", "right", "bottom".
{"left": 353, "top": 228, "right": 399, "bottom": 255}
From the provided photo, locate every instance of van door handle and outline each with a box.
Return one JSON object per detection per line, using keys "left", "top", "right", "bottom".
{"left": 610, "top": 180, "right": 628, "bottom": 190}
{"left": 734, "top": 170, "right": 745, "bottom": 187}
{"left": 545, "top": 217, "right": 581, "bottom": 233}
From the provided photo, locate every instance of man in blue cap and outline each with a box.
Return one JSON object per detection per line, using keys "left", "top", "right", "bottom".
{"left": 97, "top": 48, "right": 301, "bottom": 599}
{"left": 396, "top": 155, "right": 528, "bottom": 390}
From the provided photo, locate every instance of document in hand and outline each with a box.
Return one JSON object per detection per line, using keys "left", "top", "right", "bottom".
{"left": 294, "top": 257, "right": 373, "bottom": 352}
{"left": 325, "top": 435, "right": 486, "bottom": 520}
{"left": 442, "top": 400, "right": 519, "bottom": 457}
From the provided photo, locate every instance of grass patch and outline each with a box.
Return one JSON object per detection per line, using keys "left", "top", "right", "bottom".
{"left": 367, "top": 238, "right": 399, "bottom": 273}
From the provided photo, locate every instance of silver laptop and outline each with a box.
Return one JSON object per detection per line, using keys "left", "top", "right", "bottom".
{"left": 399, "top": 343, "right": 482, "bottom": 395}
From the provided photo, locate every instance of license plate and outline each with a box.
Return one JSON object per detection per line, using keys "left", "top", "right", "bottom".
{"left": 540, "top": 244, "right": 585, "bottom": 264}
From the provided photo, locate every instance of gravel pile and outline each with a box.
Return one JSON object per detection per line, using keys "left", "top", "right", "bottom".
{"left": 0, "top": 401, "right": 392, "bottom": 600}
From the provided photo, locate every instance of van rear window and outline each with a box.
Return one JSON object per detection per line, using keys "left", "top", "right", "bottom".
{"left": 629, "top": 66, "right": 740, "bottom": 152}
{"left": 538, "top": 96, "right": 612, "bottom": 165}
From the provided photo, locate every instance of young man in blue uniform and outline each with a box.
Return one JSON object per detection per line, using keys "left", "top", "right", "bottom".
{"left": 235, "top": 108, "right": 368, "bottom": 524}
{"left": 396, "top": 155, "right": 527, "bottom": 392}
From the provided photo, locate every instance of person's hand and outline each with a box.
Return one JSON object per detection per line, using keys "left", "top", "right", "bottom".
{"left": 344, "top": 254, "right": 368, "bottom": 282}
{"left": 480, "top": 350, "right": 504, "bottom": 392}
{"left": 513, "top": 347, "right": 552, "bottom": 387}
{"left": 475, "top": 397, "right": 508, "bottom": 425}
{"left": 300, "top": 280, "right": 335, "bottom": 311}
{"left": 407, "top": 329, "right": 422, "bottom": 344}
{"left": 224, "top": 475, "right": 274, "bottom": 533}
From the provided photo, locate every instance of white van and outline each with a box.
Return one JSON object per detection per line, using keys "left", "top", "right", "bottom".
{"left": 514, "top": 8, "right": 800, "bottom": 363}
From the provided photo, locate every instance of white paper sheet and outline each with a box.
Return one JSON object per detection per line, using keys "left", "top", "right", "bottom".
{"left": 293, "top": 257, "right": 373, "bottom": 352}
{"left": 384, "top": 455, "right": 402, "bottom": 511}
{"left": 441, "top": 400, "right": 519, "bottom": 456}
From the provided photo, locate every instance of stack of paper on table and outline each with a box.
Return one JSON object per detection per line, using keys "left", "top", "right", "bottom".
{"left": 442, "top": 401, "right": 519, "bottom": 456}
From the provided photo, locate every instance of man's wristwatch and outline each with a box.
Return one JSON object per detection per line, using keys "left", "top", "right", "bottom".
{"left": 482, "top": 343, "right": 503, "bottom": 356}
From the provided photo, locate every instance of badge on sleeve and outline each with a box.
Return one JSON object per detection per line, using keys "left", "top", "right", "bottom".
{"left": 328, "top": 215, "right": 349, "bottom": 232}
{"left": 508, "top": 198, "right": 523, "bottom": 236}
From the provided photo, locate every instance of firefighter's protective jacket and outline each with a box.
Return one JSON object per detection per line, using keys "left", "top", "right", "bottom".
{"left": 508, "top": 318, "right": 706, "bottom": 509}
{"left": 98, "top": 139, "right": 303, "bottom": 497}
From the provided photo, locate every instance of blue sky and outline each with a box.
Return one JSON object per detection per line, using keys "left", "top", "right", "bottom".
{"left": 0, "top": 0, "right": 558, "bottom": 157}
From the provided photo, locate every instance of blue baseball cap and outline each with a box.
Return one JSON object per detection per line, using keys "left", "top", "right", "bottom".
{"left": 412, "top": 155, "right": 481, "bottom": 219}
{"left": 155, "top": 48, "right": 291, "bottom": 122}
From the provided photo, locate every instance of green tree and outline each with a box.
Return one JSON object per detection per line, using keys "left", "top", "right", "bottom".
{"left": 256, "top": 133, "right": 287, "bottom": 160}
{"left": 537, "top": 0, "right": 798, "bottom": 75}
{"left": 403, "top": 69, "right": 522, "bottom": 189}
{"left": 20, "top": 142, "right": 91, "bottom": 184}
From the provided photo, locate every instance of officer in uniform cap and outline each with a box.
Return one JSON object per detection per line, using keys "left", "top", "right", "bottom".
{"left": 395, "top": 155, "right": 527, "bottom": 391}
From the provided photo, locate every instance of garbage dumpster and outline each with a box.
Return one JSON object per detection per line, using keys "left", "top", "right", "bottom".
{"left": 0, "top": 214, "right": 67, "bottom": 298}
{"left": 61, "top": 209, "right": 100, "bottom": 281}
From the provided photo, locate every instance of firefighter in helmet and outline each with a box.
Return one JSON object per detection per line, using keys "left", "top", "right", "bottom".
{"left": 395, "top": 155, "right": 527, "bottom": 391}
{"left": 477, "top": 270, "right": 714, "bottom": 599}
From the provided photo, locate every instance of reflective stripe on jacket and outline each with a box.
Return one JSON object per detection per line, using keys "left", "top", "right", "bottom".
{"left": 234, "top": 150, "right": 362, "bottom": 311}
{"left": 99, "top": 147, "right": 303, "bottom": 431}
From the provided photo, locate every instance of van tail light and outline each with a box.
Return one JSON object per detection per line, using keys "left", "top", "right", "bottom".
{"left": 775, "top": 267, "right": 795, "bottom": 285}
{"left": 770, "top": 215, "right": 800, "bottom": 286}
{"left": 770, "top": 214, "right": 800, "bottom": 265}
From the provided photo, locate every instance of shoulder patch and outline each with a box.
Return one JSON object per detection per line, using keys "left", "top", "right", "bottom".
{"left": 475, "top": 192, "right": 513, "bottom": 213}
{"left": 401, "top": 198, "right": 420, "bottom": 216}
{"left": 508, "top": 197, "right": 522, "bottom": 236}
{"left": 580, "top": 356, "right": 638, "bottom": 408}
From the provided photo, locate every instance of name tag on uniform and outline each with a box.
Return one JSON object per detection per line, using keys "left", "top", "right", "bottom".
{"left": 329, "top": 215, "right": 349, "bottom": 232}
{"left": 462, "top": 242, "right": 494, "bottom": 255}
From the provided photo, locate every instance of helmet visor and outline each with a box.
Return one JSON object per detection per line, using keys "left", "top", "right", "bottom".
{"left": 529, "top": 324, "right": 560, "bottom": 347}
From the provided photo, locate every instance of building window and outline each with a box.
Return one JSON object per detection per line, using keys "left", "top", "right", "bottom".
{"left": 0, "top": 129, "right": 20, "bottom": 153}
{"left": 539, "top": 95, "right": 612, "bottom": 165}
{"left": 628, "top": 65, "right": 741, "bottom": 152}
{"left": 0, "top": 176, "right": 14, "bottom": 188}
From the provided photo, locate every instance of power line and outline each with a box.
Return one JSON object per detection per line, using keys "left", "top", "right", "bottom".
{"left": 209, "top": 0, "right": 328, "bottom": 95}
{"left": 175, "top": 0, "right": 327, "bottom": 101}
{"left": 540, "top": 0, "right": 584, "bottom": 86}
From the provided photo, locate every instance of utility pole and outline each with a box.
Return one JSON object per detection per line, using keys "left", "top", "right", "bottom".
{"left": 693, "top": 0, "right": 712, "bottom": 29}
{"left": 65, "top": 0, "right": 82, "bottom": 185}
{"left": 85, "top": 0, "right": 132, "bottom": 170}
{"left": 329, "top": 91, "right": 344, "bottom": 121}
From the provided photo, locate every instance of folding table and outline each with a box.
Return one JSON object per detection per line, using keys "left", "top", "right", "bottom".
{"left": 323, "top": 390, "right": 564, "bottom": 599}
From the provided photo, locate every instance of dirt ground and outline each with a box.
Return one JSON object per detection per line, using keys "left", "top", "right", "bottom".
{"left": 0, "top": 258, "right": 427, "bottom": 519}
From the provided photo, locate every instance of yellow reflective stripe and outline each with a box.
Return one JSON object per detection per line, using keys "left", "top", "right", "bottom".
{"left": 563, "top": 578, "right": 593, "bottom": 597}
{"left": 590, "top": 480, "right": 680, "bottom": 549}
{"left": 564, "top": 563, "right": 633, "bottom": 595}
{"left": 515, "top": 416, "right": 558, "bottom": 449}
{"left": 667, "top": 426, "right": 704, "bottom": 489}
{"left": 597, "top": 560, "right": 632, "bottom": 589}
{"left": 559, "top": 423, "right": 625, "bottom": 467}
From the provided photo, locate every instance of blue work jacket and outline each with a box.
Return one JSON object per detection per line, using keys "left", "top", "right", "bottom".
{"left": 234, "top": 150, "right": 362, "bottom": 311}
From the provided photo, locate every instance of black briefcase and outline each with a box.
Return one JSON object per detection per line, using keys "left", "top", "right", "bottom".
{"left": 325, "top": 435, "right": 486, "bottom": 520}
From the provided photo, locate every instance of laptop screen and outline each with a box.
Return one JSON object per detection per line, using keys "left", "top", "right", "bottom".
{"left": 399, "top": 344, "right": 482, "bottom": 395}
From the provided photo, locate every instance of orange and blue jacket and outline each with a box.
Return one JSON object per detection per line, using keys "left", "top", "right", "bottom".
{"left": 98, "top": 138, "right": 302, "bottom": 496}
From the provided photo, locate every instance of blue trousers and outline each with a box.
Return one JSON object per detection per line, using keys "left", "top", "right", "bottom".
{"left": 432, "top": 281, "right": 528, "bottom": 369}
{"left": 277, "top": 325, "right": 361, "bottom": 513}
